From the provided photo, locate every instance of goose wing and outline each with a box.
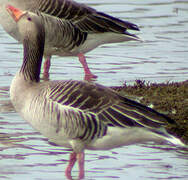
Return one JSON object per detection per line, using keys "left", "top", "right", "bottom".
{"left": 43, "top": 80, "right": 112, "bottom": 141}
{"left": 44, "top": 80, "right": 174, "bottom": 141}
{"left": 29, "top": 0, "right": 139, "bottom": 33}
{"left": 38, "top": 12, "right": 87, "bottom": 50}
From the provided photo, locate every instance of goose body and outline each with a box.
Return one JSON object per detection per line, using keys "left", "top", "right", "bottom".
{"left": 0, "top": 0, "right": 140, "bottom": 79}
{"left": 7, "top": 5, "right": 184, "bottom": 179}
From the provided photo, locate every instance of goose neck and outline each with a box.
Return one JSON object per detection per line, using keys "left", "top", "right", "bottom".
{"left": 20, "top": 32, "right": 45, "bottom": 82}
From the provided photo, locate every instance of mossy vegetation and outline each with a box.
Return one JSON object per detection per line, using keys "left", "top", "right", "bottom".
{"left": 111, "top": 80, "right": 188, "bottom": 144}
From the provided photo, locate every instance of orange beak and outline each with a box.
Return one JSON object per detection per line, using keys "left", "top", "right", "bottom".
{"left": 6, "top": 5, "right": 25, "bottom": 22}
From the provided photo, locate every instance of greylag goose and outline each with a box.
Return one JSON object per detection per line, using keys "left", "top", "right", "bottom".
{"left": 0, "top": 0, "right": 140, "bottom": 80}
{"left": 7, "top": 5, "right": 184, "bottom": 180}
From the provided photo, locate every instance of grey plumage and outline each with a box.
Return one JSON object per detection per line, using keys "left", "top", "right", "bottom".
{"left": 7, "top": 5, "right": 184, "bottom": 179}
{"left": 35, "top": 0, "right": 140, "bottom": 32}
{"left": 1, "top": 0, "right": 141, "bottom": 79}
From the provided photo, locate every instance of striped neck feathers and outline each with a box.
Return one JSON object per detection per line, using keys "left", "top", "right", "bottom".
{"left": 20, "top": 26, "right": 45, "bottom": 82}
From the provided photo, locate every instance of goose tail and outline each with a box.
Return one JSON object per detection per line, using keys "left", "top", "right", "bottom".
{"left": 151, "top": 128, "right": 185, "bottom": 147}
{"left": 165, "top": 135, "right": 185, "bottom": 147}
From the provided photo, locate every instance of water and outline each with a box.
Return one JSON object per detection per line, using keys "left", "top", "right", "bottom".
{"left": 0, "top": 0, "right": 188, "bottom": 179}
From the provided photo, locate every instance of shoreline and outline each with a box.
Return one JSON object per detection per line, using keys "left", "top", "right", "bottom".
{"left": 111, "top": 80, "right": 188, "bottom": 144}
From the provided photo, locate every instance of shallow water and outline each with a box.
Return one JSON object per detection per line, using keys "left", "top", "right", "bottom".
{"left": 0, "top": 0, "right": 188, "bottom": 179}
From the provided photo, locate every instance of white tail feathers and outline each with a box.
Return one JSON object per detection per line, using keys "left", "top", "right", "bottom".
{"left": 165, "top": 135, "right": 185, "bottom": 147}
{"left": 149, "top": 128, "right": 185, "bottom": 148}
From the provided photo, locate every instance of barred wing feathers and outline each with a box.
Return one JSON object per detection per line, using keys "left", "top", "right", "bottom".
{"left": 35, "top": 0, "right": 140, "bottom": 33}
{"left": 39, "top": 12, "right": 87, "bottom": 50}
{"left": 44, "top": 80, "right": 174, "bottom": 141}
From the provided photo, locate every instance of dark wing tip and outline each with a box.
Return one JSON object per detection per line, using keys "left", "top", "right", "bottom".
{"left": 130, "top": 23, "right": 140, "bottom": 31}
{"left": 123, "top": 20, "right": 140, "bottom": 31}
{"left": 121, "top": 96, "right": 176, "bottom": 125}
{"left": 96, "top": 12, "right": 140, "bottom": 31}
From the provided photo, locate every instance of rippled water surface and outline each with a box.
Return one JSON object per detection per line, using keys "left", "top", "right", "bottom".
{"left": 0, "top": 0, "right": 188, "bottom": 179}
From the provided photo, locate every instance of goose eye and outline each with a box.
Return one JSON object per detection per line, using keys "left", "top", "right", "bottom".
{"left": 27, "top": 17, "right": 32, "bottom": 21}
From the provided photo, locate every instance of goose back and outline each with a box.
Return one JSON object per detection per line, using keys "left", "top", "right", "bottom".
{"left": 1, "top": 0, "right": 140, "bottom": 42}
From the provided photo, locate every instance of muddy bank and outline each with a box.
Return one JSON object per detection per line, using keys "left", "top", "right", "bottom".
{"left": 111, "top": 80, "right": 188, "bottom": 144}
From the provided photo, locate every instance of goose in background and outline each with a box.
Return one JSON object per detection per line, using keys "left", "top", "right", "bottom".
{"left": 7, "top": 5, "right": 184, "bottom": 180}
{"left": 0, "top": 0, "right": 141, "bottom": 80}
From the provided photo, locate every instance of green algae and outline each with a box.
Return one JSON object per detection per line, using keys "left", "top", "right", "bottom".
{"left": 111, "top": 80, "right": 188, "bottom": 144}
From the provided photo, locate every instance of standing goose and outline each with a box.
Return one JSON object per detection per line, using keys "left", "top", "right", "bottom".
{"left": 0, "top": 0, "right": 140, "bottom": 80}
{"left": 7, "top": 5, "right": 184, "bottom": 180}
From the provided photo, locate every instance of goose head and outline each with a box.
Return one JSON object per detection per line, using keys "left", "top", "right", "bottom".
{"left": 6, "top": 5, "right": 45, "bottom": 83}
{"left": 6, "top": 5, "right": 45, "bottom": 44}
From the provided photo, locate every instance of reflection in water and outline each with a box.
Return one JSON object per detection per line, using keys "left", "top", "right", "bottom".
{"left": 1, "top": 130, "right": 188, "bottom": 180}
{"left": 0, "top": 0, "right": 188, "bottom": 179}
{"left": 0, "top": 99, "right": 14, "bottom": 113}
{"left": 0, "top": 86, "right": 14, "bottom": 113}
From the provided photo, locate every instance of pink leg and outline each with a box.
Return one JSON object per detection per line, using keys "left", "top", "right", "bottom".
{"left": 78, "top": 53, "right": 97, "bottom": 81}
{"left": 65, "top": 152, "right": 77, "bottom": 179}
{"left": 43, "top": 56, "right": 51, "bottom": 79}
{"left": 77, "top": 152, "right": 85, "bottom": 179}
